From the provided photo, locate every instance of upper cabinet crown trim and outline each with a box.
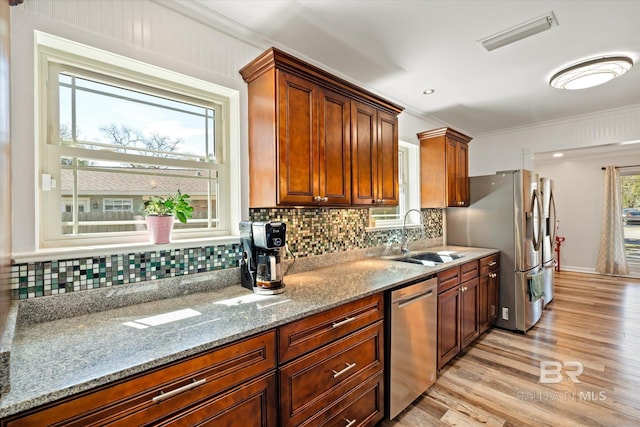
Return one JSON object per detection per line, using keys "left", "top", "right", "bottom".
{"left": 239, "top": 47, "right": 404, "bottom": 115}
{"left": 417, "top": 127, "right": 473, "bottom": 144}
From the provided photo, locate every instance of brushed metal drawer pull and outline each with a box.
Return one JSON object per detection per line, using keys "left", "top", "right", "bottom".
{"left": 152, "top": 378, "right": 206, "bottom": 403}
{"left": 488, "top": 261, "right": 497, "bottom": 266}
{"left": 332, "top": 362, "right": 357, "bottom": 378}
{"left": 332, "top": 317, "right": 356, "bottom": 328}
{"left": 344, "top": 418, "right": 357, "bottom": 427}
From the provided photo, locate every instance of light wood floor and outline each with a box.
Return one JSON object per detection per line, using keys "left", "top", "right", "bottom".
{"left": 381, "top": 271, "right": 640, "bottom": 427}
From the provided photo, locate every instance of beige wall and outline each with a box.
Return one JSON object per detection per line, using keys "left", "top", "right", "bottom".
{"left": 0, "top": 0, "right": 12, "bottom": 333}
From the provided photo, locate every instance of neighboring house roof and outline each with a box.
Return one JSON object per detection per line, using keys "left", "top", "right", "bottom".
{"left": 60, "top": 168, "right": 210, "bottom": 196}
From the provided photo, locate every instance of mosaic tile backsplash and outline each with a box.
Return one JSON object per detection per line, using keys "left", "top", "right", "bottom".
{"left": 11, "top": 208, "right": 443, "bottom": 300}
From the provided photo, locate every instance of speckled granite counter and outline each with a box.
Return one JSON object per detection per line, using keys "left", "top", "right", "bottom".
{"left": 0, "top": 245, "right": 497, "bottom": 418}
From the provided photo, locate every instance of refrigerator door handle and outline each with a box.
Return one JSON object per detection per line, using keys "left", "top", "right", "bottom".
{"left": 549, "top": 192, "right": 557, "bottom": 242}
{"left": 531, "top": 189, "right": 543, "bottom": 251}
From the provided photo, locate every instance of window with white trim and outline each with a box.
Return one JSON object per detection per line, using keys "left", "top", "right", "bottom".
{"left": 103, "top": 199, "right": 133, "bottom": 213}
{"left": 369, "top": 143, "right": 418, "bottom": 227}
{"left": 37, "top": 37, "right": 238, "bottom": 248}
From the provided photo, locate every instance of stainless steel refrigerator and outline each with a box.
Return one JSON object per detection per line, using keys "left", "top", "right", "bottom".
{"left": 540, "top": 177, "right": 557, "bottom": 307}
{"left": 447, "top": 170, "right": 544, "bottom": 333}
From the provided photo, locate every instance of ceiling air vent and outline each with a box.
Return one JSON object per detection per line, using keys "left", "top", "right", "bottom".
{"left": 477, "top": 11, "right": 558, "bottom": 52}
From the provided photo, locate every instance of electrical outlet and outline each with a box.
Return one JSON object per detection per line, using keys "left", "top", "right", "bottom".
{"left": 501, "top": 307, "right": 509, "bottom": 320}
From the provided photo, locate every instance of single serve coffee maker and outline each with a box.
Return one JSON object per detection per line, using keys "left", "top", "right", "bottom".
{"left": 239, "top": 221, "right": 287, "bottom": 294}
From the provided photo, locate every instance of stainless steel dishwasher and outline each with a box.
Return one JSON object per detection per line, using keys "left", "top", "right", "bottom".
{"left": 388, "top": 277, "right": 438, "bottom": 419}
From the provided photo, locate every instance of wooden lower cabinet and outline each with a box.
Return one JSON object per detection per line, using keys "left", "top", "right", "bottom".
{"left": 279, "top": 321, "right": 383, "bottom": 427}
{"left": 150, "top": 372, "right": 277, "bottom": 427}
{"left": 479, "top": 254, "right": 500, "bottom": 334}
{"left": 2, "top": 331, "right": 277, "bottom": 427}
{"left": 437, "top": 260, "right": 479, "bottom": 370}
{"left": 437, "top": 284, "right": 461, "bottom": 369}
{"left": 298, "top": 371, "right": 384, "bottom": 427}
{"left": 460, "top": 277, "right": 480, "bottom": 348}
{"left": 278, "top": 294, "right": 385, "bottom": 426}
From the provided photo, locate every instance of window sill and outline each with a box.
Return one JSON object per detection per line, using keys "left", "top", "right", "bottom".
{"left": 11, "top": 236, "right": 240, "bottom": 264}
{"left": 365, "top": 223, "right": 422, "bottom": 232}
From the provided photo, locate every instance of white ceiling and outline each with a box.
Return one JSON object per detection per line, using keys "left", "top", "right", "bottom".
{"left": 179, "top": 0, "right": 640, "bottom": 136}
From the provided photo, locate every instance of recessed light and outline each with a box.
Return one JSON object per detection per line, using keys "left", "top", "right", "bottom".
{"left": 549, "top": 56, "right": 633, "bottom": 90}
{"left": 552, "top": 153, "right": 563, "bottom": 158}
{"left": 423, "top": 89, "right": 435, "bottom": 95}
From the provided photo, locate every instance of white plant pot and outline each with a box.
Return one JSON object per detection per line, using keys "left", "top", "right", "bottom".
{"left": 146, "top": 215, "right": 175, "bottom": 244}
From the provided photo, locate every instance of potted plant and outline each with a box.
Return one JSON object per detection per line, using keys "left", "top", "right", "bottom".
{"left": 143, "top": 190, "right": 194, "bottom": 244}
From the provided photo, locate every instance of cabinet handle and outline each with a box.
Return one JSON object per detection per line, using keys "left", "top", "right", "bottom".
{"left": 152, "top": 378, "right": 206, "bottom": 403}
{"left": 322, "top": 197, "right": 328, "bottom": 202}
{"left": 489, "top": 273, "right": 497, "bottom": 278}
{"left": 332, "top": 362, "right": 357, "bottom": 378}
{"left": 344, "top": 418, "right": 357, "bottom": 427}
{"left": 313, "top": 196, "right": 322, "bottom": 202}
{"left": 332, "top": 317, "right": 356, "bottom": 328}
{"left": 488, "top": 261, "right": 497, "bottom": 267}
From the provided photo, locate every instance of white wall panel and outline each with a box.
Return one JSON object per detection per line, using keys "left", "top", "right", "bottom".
{"left": 535, "top": 152, "right": 640, "bottom": 273}
{"left": 10, "top": 0, "right": 263, "bottom": 254}
{"left": 470, "top": 104, "right": 640, "bottom": 176}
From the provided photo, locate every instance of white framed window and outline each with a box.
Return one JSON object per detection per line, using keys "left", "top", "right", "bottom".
{"left": 103, "top": 199, "right": 133, "bottom": 213}
{"left": 620, "top": 170, "right": 640, "bottom": 267}
{"left": 36, "top": 32, "right": 240, "bottom": 249}
{"left": 369, "top": 141, "right": 420, "bottom": 228}
{"left": 61, "top": 197, "right": 90, "bottom": 214}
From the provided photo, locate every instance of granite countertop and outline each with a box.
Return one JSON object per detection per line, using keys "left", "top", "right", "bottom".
{"left": 0, "top": 245, "right": 497, "bottom": 418}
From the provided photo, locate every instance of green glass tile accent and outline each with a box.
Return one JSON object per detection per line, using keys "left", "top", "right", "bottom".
{"left": 11, "top": 208, "right": 442, "bottom": 300}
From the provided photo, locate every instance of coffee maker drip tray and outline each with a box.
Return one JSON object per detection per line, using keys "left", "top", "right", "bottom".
{"left": 253, "top": 282, "right": 286, "bottom": 295}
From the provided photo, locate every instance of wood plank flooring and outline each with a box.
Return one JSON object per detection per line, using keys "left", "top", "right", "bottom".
{"left": 380, "top": 271, "right": 640, "bottom": 426}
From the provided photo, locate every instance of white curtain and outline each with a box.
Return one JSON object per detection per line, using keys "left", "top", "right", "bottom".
{"left": 596, "top": 166, "right": 629, "bottom": 275}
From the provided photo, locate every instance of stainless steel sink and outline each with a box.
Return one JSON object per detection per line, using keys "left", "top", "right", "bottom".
{"left": 391, "top": 251, "right": 464, "bottom": 266}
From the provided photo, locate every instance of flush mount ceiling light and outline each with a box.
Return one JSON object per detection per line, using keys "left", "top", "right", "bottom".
{"left": 477, "top": 11, "right": 558, "bottom": 52}
{"left": 549, "top": 56, "right": 633, "bottom": 90}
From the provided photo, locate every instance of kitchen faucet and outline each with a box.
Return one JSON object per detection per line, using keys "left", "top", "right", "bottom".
{"left": 400, "top": 209, "right": 424, "bottom": 254}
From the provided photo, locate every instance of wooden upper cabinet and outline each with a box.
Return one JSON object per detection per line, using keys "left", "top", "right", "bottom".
{"left": 418, "top": 127, "right": 472, "bottom": 208}
{"left": 277, "top": 71, "right": 319, "bottom": 205}
{"left": 319, "top": 86, "right": 352, "bottom": 205}
{"left": 350, "top": 101, "right": 398, "bottom": 206}
{"left": 240, "top": 47, "right": 403, "bottom": 208}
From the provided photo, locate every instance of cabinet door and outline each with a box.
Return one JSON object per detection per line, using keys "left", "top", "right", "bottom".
{"left": 445, "top": 138, "right": 458, "bottom": 207}
{"left": 478, "top": 274, "right": 490, "bottom": 334}
{"left": 351, "top": 100, "right": 377, "bottom": 205}
{"left": 488, "top": 268, "right": 499, "bottom": 324}
{"left": 460, "top": 277, "right": 479, "bottom": 348}
{"left": 319, "top": 87, "right": 351, "bottom": 205}
{"left": 376, "top": 110, "right": 398, "bottom": 205}
{"left": 277, "top": 71, "right": 318, "bottom": 205}
{"left": 437, "top": 285, "right": 461, "bottom": 369}
{"left": 456, "top": 141, "right": 469, "bottom": 206}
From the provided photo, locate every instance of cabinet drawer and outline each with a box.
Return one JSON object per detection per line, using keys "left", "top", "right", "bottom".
{"left": 480, "top": 253, "right": 500, "bottom": 276}
{"left": 150, "top": 372, "right": 277, "bottom": 427}
{"left": 4, "top": 331, "right": 276, "bottom": 427}
{"left": 460, "top": 260, "right": 479, "bottom": 282}
{"left": 278, "top": 293, "right": 384, "bottom": 363}
{"left": 437, "top": 266, "right": 460, "bottom": 293}
{"left": 298, "top": 371, "right": 384, "bottom": 427}
{"left": 279, "top": 321, "right": 384, "bottom": 427}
